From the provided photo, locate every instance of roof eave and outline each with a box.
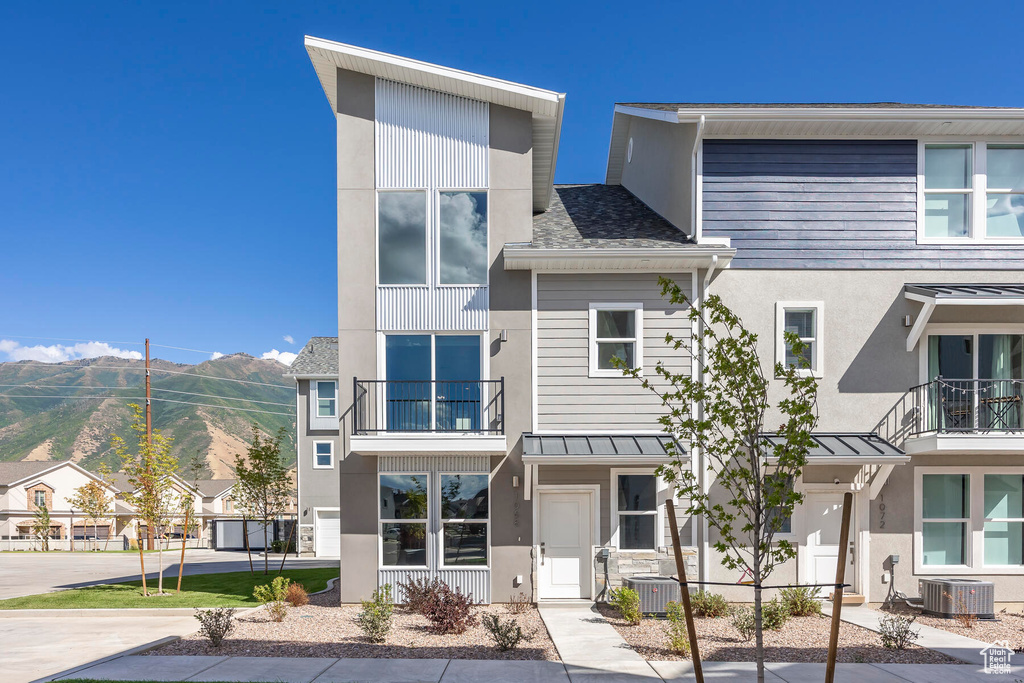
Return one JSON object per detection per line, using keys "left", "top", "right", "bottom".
{"left": 502, "top": 245, "right": 736, "bottom": 271}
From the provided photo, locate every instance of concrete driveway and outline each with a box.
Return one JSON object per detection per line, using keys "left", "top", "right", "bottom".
{"left": 0, "top": 549, "right": 335, "bottom": 599}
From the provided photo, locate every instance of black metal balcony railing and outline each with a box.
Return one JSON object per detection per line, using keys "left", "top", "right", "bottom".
{"left": 877, "top": 378, "right": 1024, "bottom": 443}
{"left": 354, "top": 379, "right": 504, "bottom": 435}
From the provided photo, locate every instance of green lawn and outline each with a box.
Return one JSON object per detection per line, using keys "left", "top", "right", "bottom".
{"left": 0, "top": 567, "right": 335, "bottom": 610}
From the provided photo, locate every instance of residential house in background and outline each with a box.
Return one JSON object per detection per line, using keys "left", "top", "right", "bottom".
{"left": 0, "top": 460, "right": 123, "bottom": 549}
{"left": 286, "top": 337, "right": 342, "bottom": 557}
{"left": 609, "top": 102, "right": 1024, "bottom": 604}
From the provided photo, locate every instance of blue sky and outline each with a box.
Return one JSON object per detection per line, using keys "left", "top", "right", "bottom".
{"left": 1, "top": 1, "right": 1021, "bottom": 365}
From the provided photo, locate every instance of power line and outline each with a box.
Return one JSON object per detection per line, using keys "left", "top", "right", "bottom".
{"left": 0, "top": 395, "right": 292, "bottom": 417}
{"left": 0, "top": 384, "right": 293, "bottom": 407}
{"left": 38, "top": 364, "right": 294, "bottom": 389}
{"left": 0, "top": 335, "right": 141, "bottom": 346}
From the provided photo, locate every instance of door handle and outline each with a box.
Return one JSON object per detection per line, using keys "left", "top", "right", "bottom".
{"left": 540, "top": 542, "right": 545, "bottom": 565}
{"left": 849, "top": 540, "right": 855, "bottom": 563}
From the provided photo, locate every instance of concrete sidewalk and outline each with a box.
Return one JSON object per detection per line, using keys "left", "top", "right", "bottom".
{"left": 45, "top": 655, "right": 1024, "bottom": 682}
{"left": 539, "top": 602, "right": 660, "bottom": 681}
{"left": 824, "top": 604, "right": 992, "bottom": 667}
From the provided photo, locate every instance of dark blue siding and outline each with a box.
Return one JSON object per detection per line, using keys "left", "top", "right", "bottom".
{"left": 702, "top": 140, "right": 1024, "bottom": 269}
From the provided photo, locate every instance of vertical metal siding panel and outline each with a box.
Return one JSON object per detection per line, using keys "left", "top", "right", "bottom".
{"left": 377, "top": 287, "right": 487, "bottom": 331}
{"left": 379, "top": 455, "right": 487, "bottom": 472}
{"left": 438, "top": 569, "right": 490, "bottom": 603}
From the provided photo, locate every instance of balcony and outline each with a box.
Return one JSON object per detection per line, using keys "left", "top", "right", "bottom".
{"left": 350, "top": 379, "right": 506, "bottom": 455}
{"left": 881, "top": 378, "right": 1024, "bottom": 455}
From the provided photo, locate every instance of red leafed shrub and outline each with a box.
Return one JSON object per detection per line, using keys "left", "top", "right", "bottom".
{"left": 398, "top": 576, "right": 444, "bottom": 616}
{"left": 423, "top": 583, "right": 477, "bottom": 634}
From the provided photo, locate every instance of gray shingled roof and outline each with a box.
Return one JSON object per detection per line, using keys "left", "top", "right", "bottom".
{"left": 527, "top": 185, "right": 694, "bottom": 249}
{"left": 0, "top": 460, "right": 70, "bottom": 486}
{"left": 194, "top": 479, "right": 236, "bottom": 498}
{"left": 618, "top": 102, "right": 1017, "bottom": 112}
{"left": 286, "top": 337, "right": 339, "bottom": 376}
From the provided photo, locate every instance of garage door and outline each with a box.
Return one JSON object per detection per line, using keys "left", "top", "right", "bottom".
{"left": 315, "top": 510, "right": 340, "bottom": 558}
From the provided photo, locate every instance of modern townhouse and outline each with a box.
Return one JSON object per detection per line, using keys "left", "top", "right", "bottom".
{"left": 610, "top": 102, "right": 1024, "bottom": 605}
{"left": 302, "top": 37, "right": 725, "bottom": 604}
{"left": 302, "top": 37, "right": 1024, "bottom": 608}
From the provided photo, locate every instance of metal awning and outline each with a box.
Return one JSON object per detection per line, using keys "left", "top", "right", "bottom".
{"left": 522, "top": 433, "right": 684, "bottom": 465}
{"left": 905, "top": 284, "right": 1024, "bottom": 351}
{"left": 762, "top": 432, "right": 907, "bottom": 464}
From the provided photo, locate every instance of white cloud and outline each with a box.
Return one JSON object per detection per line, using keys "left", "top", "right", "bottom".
{"left": 283, "top": 335, "right": 295, "bottom": 345}
{"left": 262, "top": 349, "right": 297, "bottom": 366}
{"left": 210, "top": 352, "right": 225, "bottom": 360}
{"left": 0, "top": 339, "right": 143, "bottom": 363}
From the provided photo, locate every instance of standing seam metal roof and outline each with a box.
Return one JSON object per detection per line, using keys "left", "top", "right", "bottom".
{"left": 523, "top": 433, "right": 683, "bottom": 457}
{"left": 905, "top": 284, "right": 1024, "bottom": 300}
{"left": 761, "top": 433, "right": 904, "bottom": 457}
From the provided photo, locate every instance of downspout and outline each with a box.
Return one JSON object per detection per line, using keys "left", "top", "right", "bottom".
{"left": 690, "top": 114, "right": 706, "bottom": 241}
{"left": 699, "top": 253, "right": 717, "bottom": 586}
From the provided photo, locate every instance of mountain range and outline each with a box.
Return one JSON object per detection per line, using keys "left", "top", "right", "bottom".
{"left": 0, "top": 354, "right": 296, "bottom": 478}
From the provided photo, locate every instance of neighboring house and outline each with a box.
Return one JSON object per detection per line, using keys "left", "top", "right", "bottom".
{"left": 0, "top": 461, "right": 122, "bottom": 547}
{"left": 285, "top": 337, "right": 341, "bottom": 557}
{"left": 304, "top": 37, "right": 1024, "bottom": 606}
{"left": 107, "top": 471, "right": 204, "bottom": 546}
{"left": 608, "top": 103, "right": 1024, "bottom": 604}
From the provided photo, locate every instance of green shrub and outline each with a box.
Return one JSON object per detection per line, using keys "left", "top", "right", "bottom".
{"left": 194, "top": 607, "right": 236, "bottom": 647}
{"left": 690, "top": 590, "right": 729, "bottom": 618}
{"left": 664, "top": 601, "right": 691, "bottom": 655}
{"left": 423, "top": 583, "right": 476, "bottom": 634}
{"left": 729, "top": 606, "right": 756, "bottom": 642}
{"left": 779, "top": 586, "right": 822, "bottom": 617}
{"left": 357, "top": 584, "right": 394, "bottom": 643}
{"left": 253, "top": 576, "right": 292, "bottom": 622}
{"left": 482, "top": 613, "right": 529, "bottom": 651}
{"left": 761, "top": 597, "right": 789, "bottom": 631}
{"left": 879, "top": 613, "right": 919, "bottom": 650}
{"left": 609, "top": 587, "right": 642, "bottom": 625}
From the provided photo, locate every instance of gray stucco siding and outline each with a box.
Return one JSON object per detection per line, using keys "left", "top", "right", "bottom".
{"left": 536, "top": 273, "right": 691, "bottom": 431}
{"left": 702, "top": 139, "right": 1024, "bottom": 269}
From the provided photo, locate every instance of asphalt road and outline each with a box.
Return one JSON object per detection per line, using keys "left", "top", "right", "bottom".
{"left": 0, "top": 548, "right": 336, "bottom": 600}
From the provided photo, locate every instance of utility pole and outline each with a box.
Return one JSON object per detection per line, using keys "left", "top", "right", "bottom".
{"left": 145, "top": 338, "right": 154, "bottom": 551}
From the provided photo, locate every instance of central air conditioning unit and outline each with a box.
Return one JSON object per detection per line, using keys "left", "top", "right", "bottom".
{"left": 919, "top": 578, "right": 995, "bottom": 619}
{"left": 624, "top": 576, "right": 680, "bottom": 616}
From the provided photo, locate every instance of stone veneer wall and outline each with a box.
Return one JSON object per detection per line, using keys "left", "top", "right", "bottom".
{"left": 595, "top": 547, "right": 699, "bottom": 602}
{"left": 299, "top": 524, "right": 314, "bottom": 554}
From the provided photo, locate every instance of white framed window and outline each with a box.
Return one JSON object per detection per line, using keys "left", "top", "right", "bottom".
{"left": 379, "top": 473, "right": 429, "bottom": 568}
{"left": 589, "top": 303, "right": 643, "bottom": 378}
{"left": 439, "top": 473, "right": 489, "bottom": 568}
{"left": 915, "top": 466, "right": 1024, "bottom": 574}
{"left": 917, "top": 141, "right": 1024, "bottom": 243}
{"left": 315, "top": 381, "right": 337, "bottom": 418}
{"left": 611, "top": 469, "right": 661, "bottom": 551}
{"left": 438, "top": 191, "right": 488, "bottom": 286}
{"left": 775, "top": 302, "right": 823, "bottom": 377}
{"left": 378, "top": 190, "right": 428, "bottom": 285}
{"left": 33, "top": 490, "right": 46, "bottom": 508}
{"left": 312, "top": 441, "right": 334, "bottom": 469}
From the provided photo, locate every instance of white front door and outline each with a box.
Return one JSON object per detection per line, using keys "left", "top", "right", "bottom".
{"left": 538, "top": 491, "right": 592, "bottom": 599}
{"left": 804, "top": 493, "right": 855, "bottom": 593}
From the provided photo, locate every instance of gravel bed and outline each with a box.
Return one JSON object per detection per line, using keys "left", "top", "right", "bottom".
{"left": 148, "top": 586, "right": 558, "bottom": 660}
{"left": 596, "top": 604, "right": 958, "bottom": 664}
{"left": 886, "top": 605, "right": 1024, "bottom": 651}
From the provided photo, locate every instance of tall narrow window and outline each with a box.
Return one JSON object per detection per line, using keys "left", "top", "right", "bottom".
{"left": 923, "top": 144, "right": 972, "bottom": 239}
{"left": 378, "top": 191, "right": 427, "bottom": 284}
{"left": 984, "top": 474, "right": 1024, "bottom": 566}
{"left": 440, "top": 474, "right": 488, "bottom": 566}
{"left": 439, "top": 192, "right": 487, "bottom": 285}
{"left": 616, "top": 474, "right": 657, "bottom": 550}
{"left": 985, "top": 145, "right": 1024, "bottom": 238}
{"left": 776, "top": 302, "right": 823, "bottom": 376}
{"left": 34, "top": 490, "right": 46, "bottom": 508}
{"left": 379, "top": 474, "right": 428, "bottom": 567}
{"left": 316, "top": 381, "right": 337, "bottom": 418}
{"left": 921, "top": 474, "right": 970, "bottom": 566}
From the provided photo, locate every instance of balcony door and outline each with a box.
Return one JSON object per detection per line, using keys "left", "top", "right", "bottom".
{"left": 384, "top": 334, "right": 482, "bottom": 432}
{"left": 926, "top": 333, "right": 1024, "bottom": 431}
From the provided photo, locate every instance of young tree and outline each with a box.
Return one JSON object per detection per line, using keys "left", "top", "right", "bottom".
{"left": 66, "top": 464, "right": 113, "bottom": 551}
{"left": 31, "top": 503, "right": 51, "bottom": 551}
{"left": 113, "top": 403, "right": 181, "bottom": 595}
{"left": 619, "top": 278, "right": 818, "bottom": 683}
{"left": 232, "top": 425, "right": 291, "bottom": 575}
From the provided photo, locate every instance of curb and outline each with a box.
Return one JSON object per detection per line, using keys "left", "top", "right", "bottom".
{"left": 31, "top": 635, "right": 182, "bottom": 683}
{"left": 0, "top": 608, "right": 201, "bottom": 618}
{"left": 309, "top": 577, "right": 339, "bottom": 596}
